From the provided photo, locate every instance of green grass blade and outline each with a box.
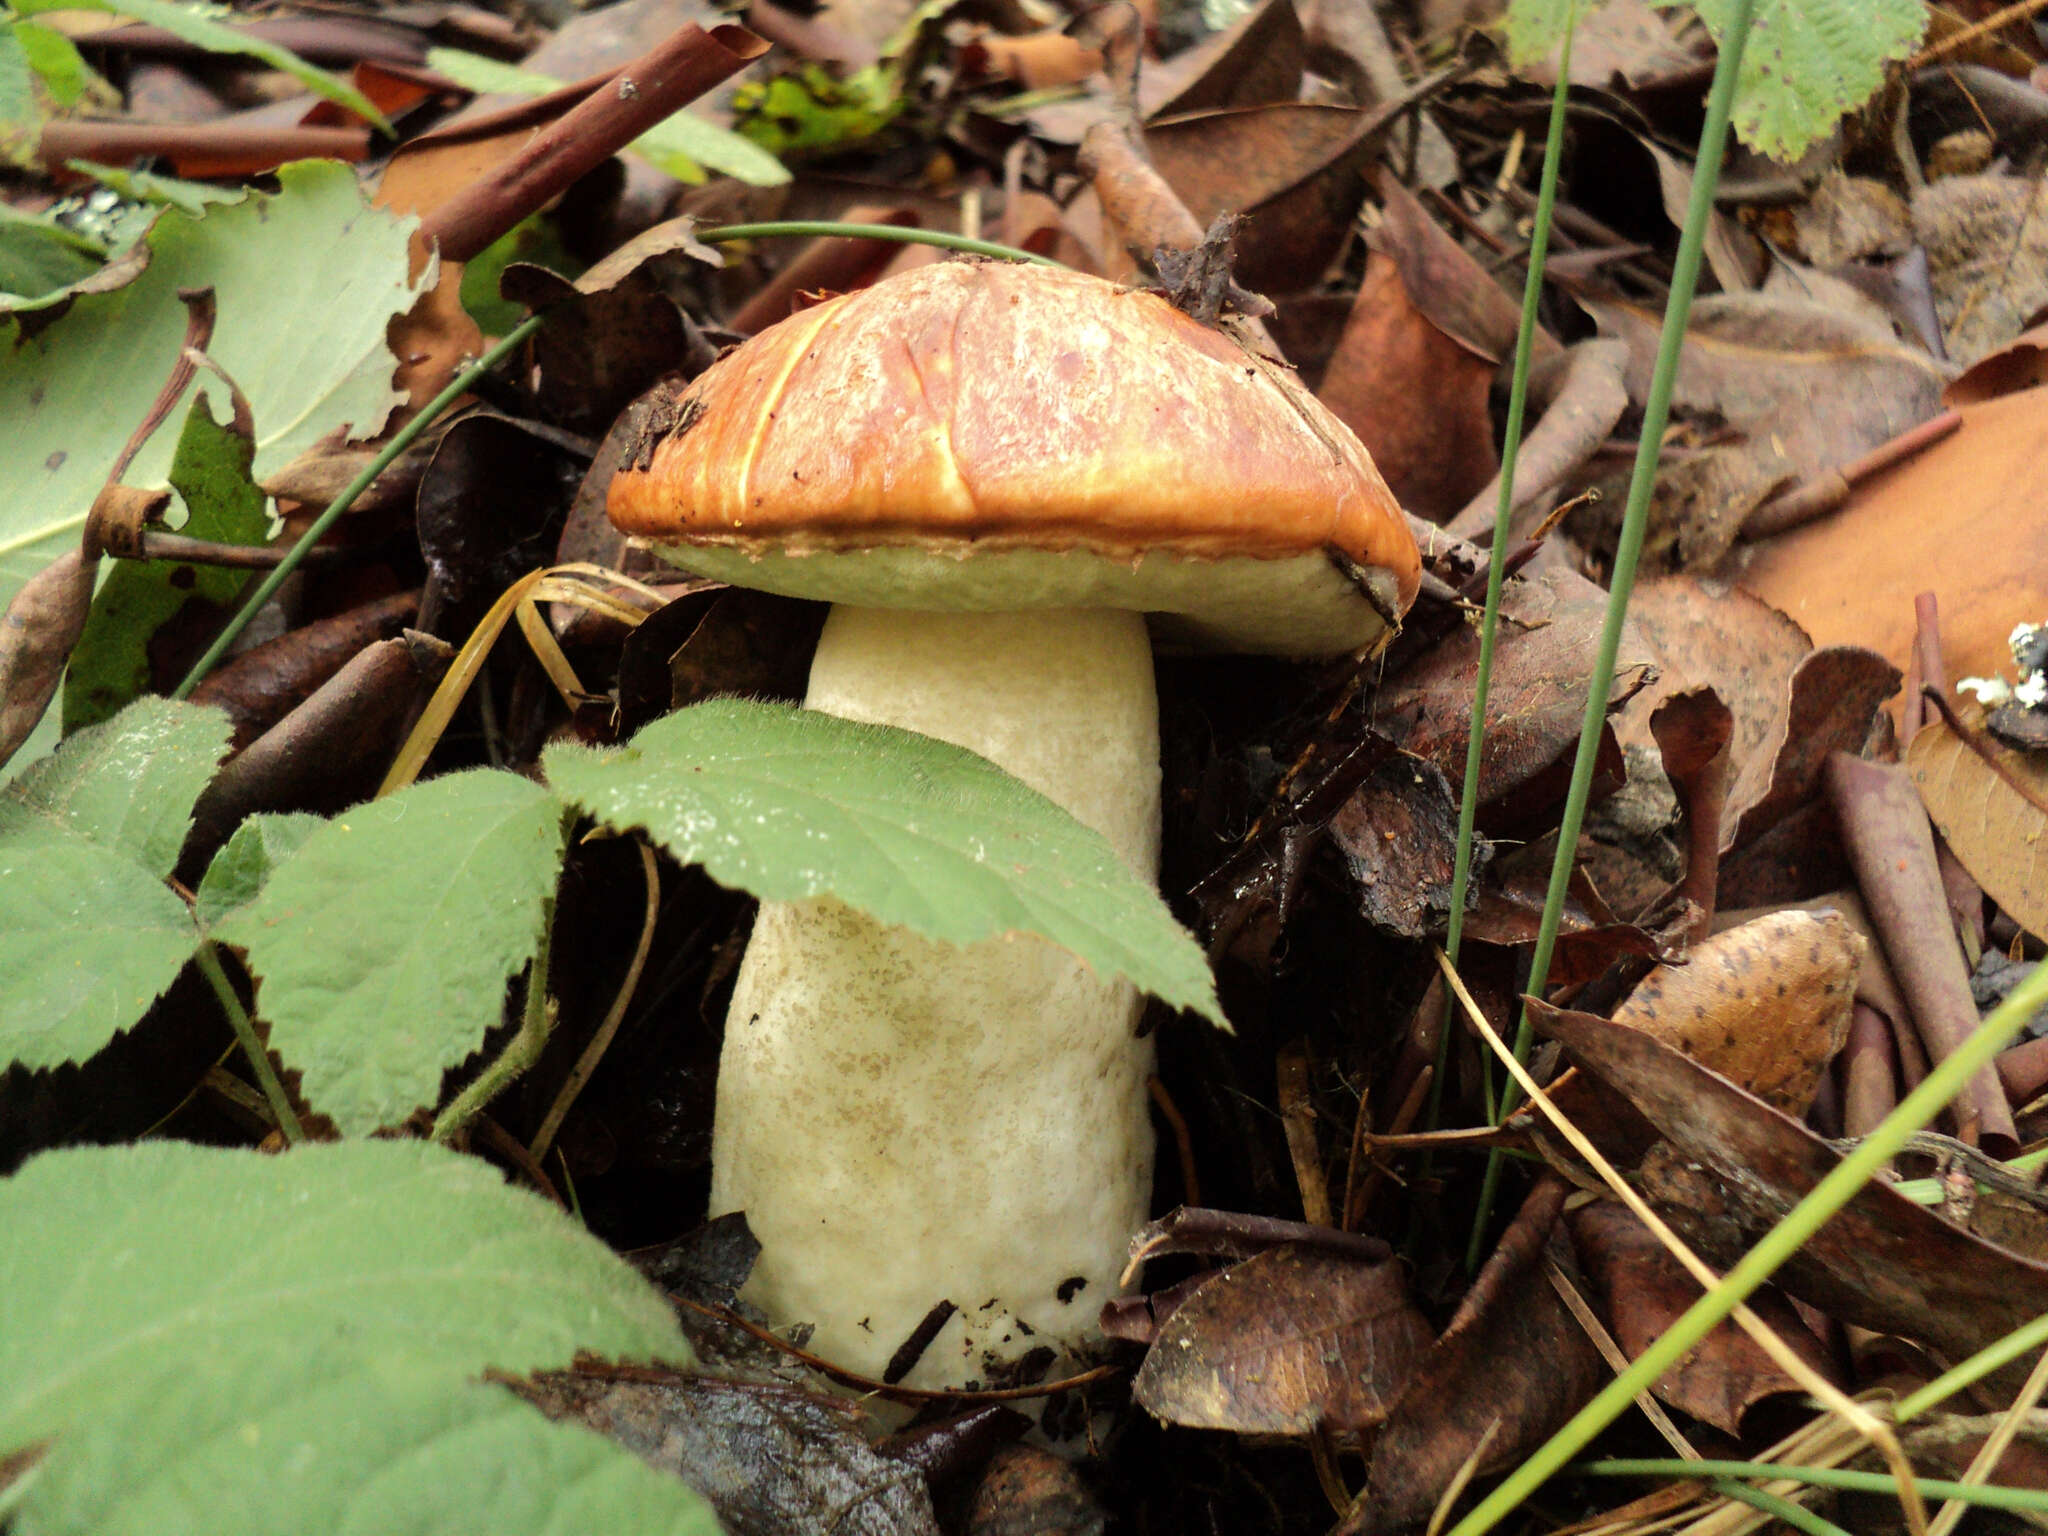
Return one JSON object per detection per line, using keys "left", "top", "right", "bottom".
{"left": 1464, "top": 0, "right": 1753, "bottom": 1268}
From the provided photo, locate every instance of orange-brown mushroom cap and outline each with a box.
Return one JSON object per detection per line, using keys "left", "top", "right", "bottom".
{"left": 608, "top": 260, "right": 1420, "bottom": 653}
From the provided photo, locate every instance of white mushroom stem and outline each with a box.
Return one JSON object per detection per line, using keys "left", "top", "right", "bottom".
{"left": 709, "top": 605, "right": 1161, "bottom": 1389}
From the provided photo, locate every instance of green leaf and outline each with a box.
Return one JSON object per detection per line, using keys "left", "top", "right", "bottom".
{"left": 1, "top": 693, "right": 229, "bottom": 876}
{"left": 0, "top": 161, "right": 420, "bottom": 770}
{"left": 0, "top": 1139, "right": 712, "bottom": 1536}
{"left": 13, "top": 0, "right": 391, "bottom": 132}
{"left": 546, "top": 699, "right": 1224, "bottom": 1024}
{"left": 0, "top": 818, "right": 196, "bottom": 1071}
{"left": 220, "top": 770, "right": 569, "bottom": 1135}
{"left": 17, "top": 19, "right": 98, "bottom": 107}
{"left": 65, "top": 390, "right": 270, "bottom": 730}
{"left": 1657, "top": 0, "right": 1926, "bottom": 159}
{"left": 1501, "top": 0, "right": 1580, "bottom": 65}
{"left": 67, "top": 159, "right": 245, "bottom": 217}
{"left": 731, "top": 63, "right": 902, "bottom": 158}
{"left": 426, "top": 46, "right": 789, "bottom": 188}
{"left": 1502, "top": 0, "right": 1925, "bottom": 157}
{"left": 194, "top": 809, "right": 322, "bottom": 930}
{"left": 458, "top": 213, "right": 580, "bottom": 337}
{"left": 0, "top": 203, "right": 102, "bottom": 299}
{"left": 0, "top": 698, "right": 229, "bottom": 1069}
{"left": 0, "top": 18, "right": 35, "bottom": 163}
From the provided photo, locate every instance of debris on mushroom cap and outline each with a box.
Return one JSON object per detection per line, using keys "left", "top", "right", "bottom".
{"left": 607, "top": 260, "right": 1421, "bottom": 656}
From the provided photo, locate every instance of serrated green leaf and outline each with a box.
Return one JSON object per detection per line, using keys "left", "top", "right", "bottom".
{"left": 195, "top": 809, "right": 322, "bottom": 930}
{"left": 426, "top": 46, "right": 789, "bottom": 188}
{"left": 1, "top": 694, "right": 230, "bottom": 876}
{"left": 1, "top": 162, "right": 420, "bottom": 737}
{"left": 545, "top": 699, "right": 1223, "bottom": 1024}
{"left": 220, "top": 771, "right": 569, "bottom": 1135}
{"left": 13, "top": 0, "right": 391, "bottom": 132}
{"left": 65, "top": 390, "right": 270, "bottom": 730}
{"left": 35, "top": 1351, "right": 722, "bottom": 1536}
{"left": 0, "top": 1139, "right": 710, "bottom": 1536}
{"left": 0, "top": 698, "right": 227, "bottom": 1070}
{"left": 1654, "top": 0, "right": 1926, "bottom": 159}
{"left": 0, "top": 818, "right": 197, "bottom": 1071}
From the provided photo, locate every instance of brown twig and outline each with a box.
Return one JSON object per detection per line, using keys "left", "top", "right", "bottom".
{"left": 1347, "top": 1063, "right": 1432, "bottom": 1226}
{"left": 36, "top": 121, "right": 369, "bottom": 173}
{"left": 1740, "top": 409, "right": 1963, "bottom": 540}
{"left": 1910, "top": 0, "right": 2048, "bottom": 67}
{"left": 419, "top": 24, "right": 768, "bottom": 264}
{"left": 1824, "top": 752, "right": 2016, "bottom": 1152}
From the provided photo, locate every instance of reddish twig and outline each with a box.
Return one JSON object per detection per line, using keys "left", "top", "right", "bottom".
{"left": 419, "top": 24, "right": 768, "bottom": 264}
{"left": 1741, "top": 409, "right": 1963, "bottom": 540}
{"left": 1824, "top": 752, "right": 2015, "bottom": 1151}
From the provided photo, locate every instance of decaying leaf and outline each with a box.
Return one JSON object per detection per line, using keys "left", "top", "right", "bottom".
{"left": 1569, "top": 1201, "right": 1840, "bottom": 1436}
{"left": 1908, "top": 701, "right": 2048, "bottom": 942}
{"left": 1316, "top": 179, "right": 1508, "bottom": 521}
{"left": 516, "top": 1365, "right": 939, "bottom": 1536}
{"left": 1534, "top": 1000, "right": 2048, "bottom": 1388}
{"left": 1724, "top": 646, "right": 1901, "bottom": 852}
{"left": 1132, "top": 1243, "right": 1431, "bottom": 1436}
{"left": 1327, "top": 748, "right": 1482, "bottom": 939}
{"left": 0, "top": 549, "right": 98, "bottom": 767}
{"left": 1613, "top": 909, "right": 1862, "bottom": 1113}
{"left": 1382, "top": 567, "right": 1653, "bottom": 835}
{"left": 1630, "top": 577, "right": 1802, "bottom": 837}
{"left": 1354, "top": 1178, "right": 1602, "bottom": 1535}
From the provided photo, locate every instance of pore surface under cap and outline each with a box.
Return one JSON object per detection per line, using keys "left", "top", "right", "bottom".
{"left": 607, "top": 260, "right": 1420, "bottom": 642}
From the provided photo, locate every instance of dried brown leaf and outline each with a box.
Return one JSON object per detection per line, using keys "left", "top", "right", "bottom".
{"left": 1612, "top": 909, "right": 1861, "bottom": 1113}
{"left": 1353, "top": 1178, "right": 1602, "bottom": 1534}
{"left": 1569, "top": 1201, "right": 1840, "bottom": 1436}
{"left": 0, "top": 549, "right": 98, "bottom": 766}
{"left": 1908, "top": 702, "right": 2048, "bottom": 941}
{"left": 1533, "top": 999, "right": 2048, "bottom": 1389}
{"left": 1131, "top": 1243, "right": 1431, "bottom": 1436}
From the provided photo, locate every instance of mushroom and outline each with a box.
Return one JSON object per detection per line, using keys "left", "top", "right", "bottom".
{"left": 608, "top": 260, "right": 1419, "bottom": 1390}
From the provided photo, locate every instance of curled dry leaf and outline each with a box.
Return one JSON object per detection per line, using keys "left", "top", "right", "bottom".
{"left": 1907, "top": 700, "right": 2048, "bottom": 942}
{"left": 1569, "top": 1201, "right": 1841, "bottom": 1437}
{"left": 1352, "top": 1178, "right": 1602, "bottom": 1536}
{"left": 1724, "top": 646, "right": 1901, "bottom": 851}
{"left": 1612, "top": 908, "right": 1862, "bottom": 1114}
{"left": 1142, "top": 0, "right": 1303, "bottom": 118}
{"left": 1145, "top": 103, "right": 1386, "bottom": 296}
{"left": 0, "top": 549, "right": 98, "bottom": 767}
{"left": 1131, "top": 1243, "right": 1432, "bottom": 1437}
